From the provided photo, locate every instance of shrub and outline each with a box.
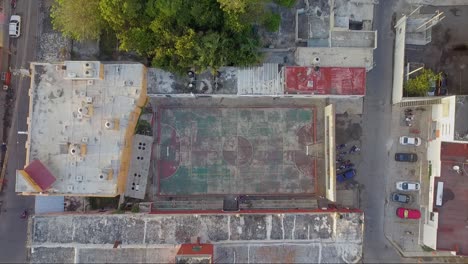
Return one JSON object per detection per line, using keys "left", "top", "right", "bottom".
{"left": 263, "top": 13, "right": 281, "bottom": 32}
{"left": 274, "top": 0, "right": 296, "bottom": 8}
{"left": 131, "top": 204, "right": 140, "bottom": 213}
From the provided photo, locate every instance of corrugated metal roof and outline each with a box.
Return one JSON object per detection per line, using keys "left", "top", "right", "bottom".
{"left": 35, "top": 196, "right": 64, "bottom": 214}
{"left": 237, "top": 63, "right": 283, "bottom": 95}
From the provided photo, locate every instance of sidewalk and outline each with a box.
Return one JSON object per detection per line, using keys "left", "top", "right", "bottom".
{"left": 0, "top": 0, "right": 13, "bottom": 191}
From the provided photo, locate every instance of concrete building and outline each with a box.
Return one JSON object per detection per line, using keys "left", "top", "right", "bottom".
{"left": 16, "top": 61, "right": 149, "bottom": 197}
{"left": 28, "top": 211, "right": 364, "bottom": 263}
{"left": 22, "top": 62, "right": 364, "bottom": 263}
{"left": 295, "top": 0, "right": 377, "bottom": 70}
{"left": 421, "top": 95, "right": 468, "bottom": 256}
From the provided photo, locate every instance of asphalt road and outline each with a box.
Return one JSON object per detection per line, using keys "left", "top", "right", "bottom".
{"left": 0, "top": 0, "right": 39, "bottom": 263}
{"left": 359, "top": 0, "right": 411, "bottom": 263}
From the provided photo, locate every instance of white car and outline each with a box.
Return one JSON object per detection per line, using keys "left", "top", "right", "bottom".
{"left": 399, "top": 136, "right": 421, "bottom": 146}
{"left": 9, "top": 15, "right": 21, "bottom": 38}
{"left": 396, "top": 181, "right": 420, "bottom": 191}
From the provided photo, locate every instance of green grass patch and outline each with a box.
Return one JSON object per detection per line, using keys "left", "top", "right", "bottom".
{"left": 428, "top": 163, "right": 432, "bottom": 179}
{"left": 262, "top": 12, "right": 281, "bottom": 32}
{"left": 135, "top": 119, "right": 152, "bottom": 136}
{"left": 88, "top": 197, "right": 119, "bottom": 210}
{"left": 274, "top": 0, "right": 296, "bottom": 8}
{"left": 131, "top": 204, "right": 140, "bottom": 213}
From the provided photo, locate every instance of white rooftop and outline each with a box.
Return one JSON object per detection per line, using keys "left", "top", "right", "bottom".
{"left": 16, "top": 62, "right": 147, "bottom": 196}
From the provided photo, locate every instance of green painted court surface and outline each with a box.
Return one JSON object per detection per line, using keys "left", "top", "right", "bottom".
{"left": 156, "top": 107, "right": 317, "bottom": 196}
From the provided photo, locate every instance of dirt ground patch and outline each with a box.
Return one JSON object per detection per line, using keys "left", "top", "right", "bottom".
{"left": 405, "top": 5, "right": 468, "bottom": 95}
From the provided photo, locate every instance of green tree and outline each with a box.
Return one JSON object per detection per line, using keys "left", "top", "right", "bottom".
{"left": 50, "top": 0, "right": 104, "bottom": 41}
{"left": 98, "top": 0, "right": 261, "bottom": 74}
{"left": 404, "top": 69, "right": 442, "bottom": 97}
{"left": 262, "top": 12, "right": 281, "bottom": 32}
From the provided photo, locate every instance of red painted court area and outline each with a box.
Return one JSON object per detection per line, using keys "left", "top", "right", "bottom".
{"left": 285, "top": 67, "right": 366, "bottom": 95}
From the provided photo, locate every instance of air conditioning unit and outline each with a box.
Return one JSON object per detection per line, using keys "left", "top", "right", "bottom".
{"left": 67, "top": 185, "right": 74, "bottom": 191}
{"left": 76, "top": 175, "right": 83, "bottom": 182}
{"left": 86, "top": 97, "right": 93, "bottom": 103}
{"left": 87, "top": 80, "right": 94, "bottom": 85}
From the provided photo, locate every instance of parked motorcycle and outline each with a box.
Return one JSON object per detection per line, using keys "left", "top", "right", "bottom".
{"left": 20, "top": 209, "right": 28, "bottom": 219}
{"left": 349, "top": 145, "right": 360, "bottom": 154}
{"left": 336, "top": 143, "right": 346, "bottom": 150}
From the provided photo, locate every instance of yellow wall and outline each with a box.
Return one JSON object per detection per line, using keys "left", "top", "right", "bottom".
{"left": 117, "top": 66, "right": 148, "bottom": 195}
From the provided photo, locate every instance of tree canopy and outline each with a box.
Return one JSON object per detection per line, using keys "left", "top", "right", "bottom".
{"left": 50, "top": 0, "right": 104, "bottom": 41}
{"left": 404, "top": 69, "right": 441, "bottom": 97}
{"left": 51, "top": 0, "right": 269, "bottom": 73}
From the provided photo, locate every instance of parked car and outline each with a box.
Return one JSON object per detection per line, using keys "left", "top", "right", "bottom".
{"left": 396, "top": 207, "right": 421, "bottom": 219}
{"left": 399, "top": 136, "right": 421, "bottom": 146}
{"left": 396, "top": 181, "right": 420, "bottom": 191}
{"left": 9, "top": 15, "right": 21, "bottom": 38}
{"left": 394, "top": 153, "right": 418, "bottom": 162}
{"left": 391, "top": 192, "right": 411, "bottom": 203}
{"left": 337, "top": 169, "right": 356, "bottom": 182}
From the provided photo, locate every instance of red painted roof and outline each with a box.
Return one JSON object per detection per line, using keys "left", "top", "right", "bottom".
{"left": 24, "top": 160, "right": 56, "bottom": 191}
{"left": 177, "top": 243, "right": 213, "bottom": 256}
{"left": 436, "top": 142, "right": 468, "bottom": 255}
{"left": 285, "top": 67, "right": 366, "bottom": 95}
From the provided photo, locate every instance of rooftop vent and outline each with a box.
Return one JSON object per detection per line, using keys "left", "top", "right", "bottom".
{"left": 69, "top": 144, "right": 81, "bottom": 156}
{"left": 78, "top": 106, "right": 88, "bottom": 115}
{"left": 105, "top": 120, "right": 114, "bottom": 129}
{"left": 83, "top": 62, "right": 94, "bottom": 70}
{"left": 124, "top": 80, "right": 134, "bottom": 86}
{"left": 84, "top": 69, "right": 94, "bottom": 78}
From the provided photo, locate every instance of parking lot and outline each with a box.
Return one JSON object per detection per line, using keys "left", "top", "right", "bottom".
{"left": 384, "top": 105, "right": 431, "bottom": 252}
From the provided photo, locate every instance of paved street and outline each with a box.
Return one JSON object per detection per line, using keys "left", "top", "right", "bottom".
{"left": 359, "top": 0, "right": 411, "bottom": 263}
{"left": 0, "top": 0, "right": 40, "bottom": 262}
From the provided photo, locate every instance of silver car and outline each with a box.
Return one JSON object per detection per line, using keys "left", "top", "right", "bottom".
{"left": 396, "top": 181, "right": 420, "bottom": 191}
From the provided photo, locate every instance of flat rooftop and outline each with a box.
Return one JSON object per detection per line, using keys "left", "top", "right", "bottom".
{"left": 285, "top": 67, "right": 366, "bottom": 95}
{"left": 29, "top": 212, "right": 363, "bottom": 263}
{"left": 150, "top": 97, "right": 328, "bottom": 200}
{"left": 17, "top": 62, "right": 146, "bottom": 196}
{"left": 436, "top": 142, "right": 468, "bottom": 255}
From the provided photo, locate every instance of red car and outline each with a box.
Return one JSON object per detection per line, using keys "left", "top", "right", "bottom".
{"left": 396, "top": 207, "right": 421, "bottom": 219}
